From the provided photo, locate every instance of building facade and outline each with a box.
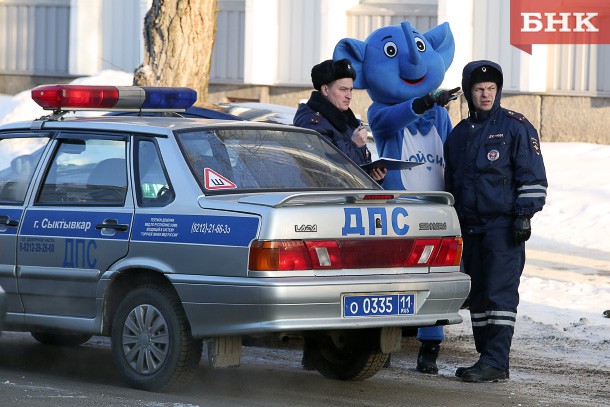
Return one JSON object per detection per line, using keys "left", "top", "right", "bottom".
{"left": 0, "top": 0, "right": 608, "bottom": 142}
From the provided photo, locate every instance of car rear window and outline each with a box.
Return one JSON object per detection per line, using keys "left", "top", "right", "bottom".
{"left": 175, "top": 128, "right": 379, "bottom": 194}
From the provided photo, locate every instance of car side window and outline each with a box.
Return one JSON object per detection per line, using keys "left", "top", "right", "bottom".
{"left": 36, "top": 138, "right": 127, "bottom": 206}
{"left": 135, "top": 139, "right": 174, "bottom": 207}
{"left": 0, "top": 135, "right": 50, "bottom": 204}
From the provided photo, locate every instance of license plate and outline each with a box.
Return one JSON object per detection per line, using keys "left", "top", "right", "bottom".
{"left": 343, "top": 293, "right": 415, "bottom": 317}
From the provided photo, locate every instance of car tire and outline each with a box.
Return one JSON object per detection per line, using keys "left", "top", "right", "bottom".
{"left": 307, "top": 329, "right": 389, "bottom": 381}
{"left": 111, "top": 284, "right": 202, "bottom": 392}
{"left": 30, "top": 332, "right": 92, "bottom": 347}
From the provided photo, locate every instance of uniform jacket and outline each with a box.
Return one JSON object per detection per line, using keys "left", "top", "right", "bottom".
{"left": 293, "top": 91, "right": 372, "bottom": 165}
{"left": 444, "top": 60, "right": 547, "bottom": 229}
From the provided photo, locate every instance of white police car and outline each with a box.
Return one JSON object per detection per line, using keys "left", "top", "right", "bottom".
{"left": 0, "top": 85, "right": 469, "bottom": 391}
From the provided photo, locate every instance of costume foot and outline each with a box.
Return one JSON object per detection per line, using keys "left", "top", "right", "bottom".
{"left": 416, "top": 342, "right": 440, "bottom": 374}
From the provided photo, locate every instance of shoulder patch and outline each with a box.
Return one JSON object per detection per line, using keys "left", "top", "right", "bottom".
{"left": 505, "top": 110, "right": 525, "bottom": 122}
{"left": 310, "top": 112, "right": 321, "bottom": 125}
{"left": 531, "top": 137, "right": 541, "bottom": 155}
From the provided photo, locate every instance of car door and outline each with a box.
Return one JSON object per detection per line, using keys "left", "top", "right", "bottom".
{"left": 0, "top": 133, "right": 51, "bottom": 317}
{"left": 17, "top": 132, "right": 133, "bottom": 319}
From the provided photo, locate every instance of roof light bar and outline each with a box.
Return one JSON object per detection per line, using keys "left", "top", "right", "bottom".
{"left": 31, "top": 85, "right": 197, "bottom": 112}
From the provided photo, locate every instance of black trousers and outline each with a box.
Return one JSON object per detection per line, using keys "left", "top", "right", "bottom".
{"left": 462, "top": 226, "right": 525, "bottom": 371}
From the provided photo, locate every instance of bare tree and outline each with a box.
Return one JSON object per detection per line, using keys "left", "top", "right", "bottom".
{"left": 134, "top": 0, "right": 218, "bottom": 105}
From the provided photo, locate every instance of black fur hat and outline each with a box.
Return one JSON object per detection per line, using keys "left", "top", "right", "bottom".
{"left": 311, "top": 59, "right": 356, "bottom": 91}
{"left": 470, "top": 64, "right": 502, "bottom": 86}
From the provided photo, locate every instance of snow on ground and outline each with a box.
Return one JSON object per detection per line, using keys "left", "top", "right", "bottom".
{"left": 1, "top": 71, "right": 609, "bottom": 367}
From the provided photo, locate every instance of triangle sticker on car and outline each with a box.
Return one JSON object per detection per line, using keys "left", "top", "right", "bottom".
{"left": 204, "top": 168, "right": 237, "bottom": 190}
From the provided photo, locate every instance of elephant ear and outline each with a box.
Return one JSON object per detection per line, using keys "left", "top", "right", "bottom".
{"left": 333, "top": 38, "right": 367, "bottom": 89}
{"left": 423, "top": 22, "right": 455, "bottom": 70}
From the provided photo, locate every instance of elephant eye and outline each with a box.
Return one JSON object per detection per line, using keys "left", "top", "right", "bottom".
{"left": 383, "top": 41, "right": 397, "bottom": 58}
{"left": 414, "top": 37, "right": 426, "bottom": 52}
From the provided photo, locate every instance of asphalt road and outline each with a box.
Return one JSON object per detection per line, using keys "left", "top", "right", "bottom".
{"left": 0, "top": 331, "right": 591, "bottom": 407}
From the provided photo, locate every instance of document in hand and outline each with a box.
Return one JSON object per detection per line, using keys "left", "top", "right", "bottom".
{"left": 360, "top": 158, "right": 423, "bottom": 172}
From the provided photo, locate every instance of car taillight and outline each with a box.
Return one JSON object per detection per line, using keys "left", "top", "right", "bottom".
{"left": 249, "top": 237, "right": 463, "bottom": 271}
{"left": 430, "top": 237, "right": 463, "bottom": 267}
{"left": 249, "top": 240, "right": 312, "bottom": 271}
{"left": 408, "top": 239, "right": 441, "bottom": 265}
{"left": 304, "top": 241, "right": 343, "bottom": 269}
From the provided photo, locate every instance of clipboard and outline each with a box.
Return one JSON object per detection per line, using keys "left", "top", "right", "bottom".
{"left": 360, "top": 157, "right": 423, "bottom": 172}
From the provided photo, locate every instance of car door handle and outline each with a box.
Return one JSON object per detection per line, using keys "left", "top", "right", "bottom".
{"left": 0, "top": 215, "right": 19, "bottom": 227}
{"left": 96, "top": 219, "right": 129, "bottom": 232}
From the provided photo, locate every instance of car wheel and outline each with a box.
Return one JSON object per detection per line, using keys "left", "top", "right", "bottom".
{"left": 307, "top": 329, "right": 389, "bottom": 381}
{"left": 111, "top": 284, "right": 202, "bottom": 392}
{"left": 30, "top": 332, "right": 92, "bottom": 347}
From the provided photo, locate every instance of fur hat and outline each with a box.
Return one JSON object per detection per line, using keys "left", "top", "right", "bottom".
{"left": 311, "top": 59, "right": 356, "bottom": 91}
{"left": 470, "top": 64, "right": 502, "bottom": 86}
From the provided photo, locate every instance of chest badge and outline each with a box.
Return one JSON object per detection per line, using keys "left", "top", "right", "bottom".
{"left": 487, "top": 149, "right": 500, "bottom": 161}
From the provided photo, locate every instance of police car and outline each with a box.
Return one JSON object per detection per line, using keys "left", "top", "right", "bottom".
{"left": 0, "top": 85, "right": 469, "bottom": 391}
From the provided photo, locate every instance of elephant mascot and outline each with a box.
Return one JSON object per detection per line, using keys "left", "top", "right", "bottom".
{"left": 334, "top": 20, "right": 461, "bottom": 374}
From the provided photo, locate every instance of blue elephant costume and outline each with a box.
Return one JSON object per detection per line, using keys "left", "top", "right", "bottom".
{"left": 334, "top": 21, "right": 460, "bottom": 373}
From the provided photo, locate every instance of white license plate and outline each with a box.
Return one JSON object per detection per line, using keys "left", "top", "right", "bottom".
{"left": 343, "top": 293, "right": 415, "bottom": 317}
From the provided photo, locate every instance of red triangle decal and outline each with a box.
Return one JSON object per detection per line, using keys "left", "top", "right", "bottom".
{"left": 204, "top": 168, "right": 237, "bottom": 190}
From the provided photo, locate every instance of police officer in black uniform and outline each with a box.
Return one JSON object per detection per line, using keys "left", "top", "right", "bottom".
{"left": 444, "top": 60, "right": 548, "bottom": 382}
{"left": 294, "top": 58, "right": 386, "bottom": 181}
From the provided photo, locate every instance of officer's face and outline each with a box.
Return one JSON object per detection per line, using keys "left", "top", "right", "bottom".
{"left": 322, "top": 78, "right": 353, "bottom": 111}
{"left": 471, "top": 81, "right": 497, "bottom": 112}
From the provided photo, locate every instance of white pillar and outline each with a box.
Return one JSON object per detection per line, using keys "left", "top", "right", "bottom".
{"left": 518, "top": 46, "right": 548, "bottom": 92}
{"left": 69, "top": 0, "right": 102, "bottom": 75}
{"left": 244, "top": 0, "right": 279, "bottom": 85}
{"left": 438, "top": 0, "right": 473, "bottom": 90}
{"left": 319, "top": 0, "right": 359, "bottom": 59}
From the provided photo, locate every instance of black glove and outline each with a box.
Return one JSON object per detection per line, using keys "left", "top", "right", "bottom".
{"left": 513, "top": 216, "right": 531, "bottom": 245}
{"left": 412, "top": 87, "right": 462, "bottom": 114}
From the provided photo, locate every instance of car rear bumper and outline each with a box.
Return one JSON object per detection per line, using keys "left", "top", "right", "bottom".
{"left": 170, "top": 272, "right": 471, "bottom": 337}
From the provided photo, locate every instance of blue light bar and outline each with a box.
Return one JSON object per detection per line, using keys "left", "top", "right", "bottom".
{"left": 141, "top": 87, "right": 198, "bottom": 110}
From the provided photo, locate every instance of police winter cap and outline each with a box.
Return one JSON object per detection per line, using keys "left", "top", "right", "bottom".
{"left": 311, "top": 59, "right": 356, "bottom": 91}
{"left": 470, "top": 64, "right": 502, "bottom": 86}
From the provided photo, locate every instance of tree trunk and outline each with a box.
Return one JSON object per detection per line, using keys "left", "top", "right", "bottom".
{"left": 134, "top": 0, "right": 218, "bottom": 106}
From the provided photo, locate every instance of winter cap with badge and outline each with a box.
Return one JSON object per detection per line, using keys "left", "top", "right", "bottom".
{"left": 311, "top": 59, "right": 357, "bottom": 91}
{"left": 469, "top": 64, "right": 502, "bottom": 87}
{"left": 462, "top": 60, "right": 504, "bottom": 115}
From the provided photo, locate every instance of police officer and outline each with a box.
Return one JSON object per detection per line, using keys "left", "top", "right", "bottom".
{"left": 444, "top": 60, "right": 548, "bottom": 382}
{"left": 294, "top": 58, "right": 386, "bottom": 181}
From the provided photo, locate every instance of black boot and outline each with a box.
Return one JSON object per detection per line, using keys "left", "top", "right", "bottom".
{"left": 457, "top": 361, "right": 510, "bottom": 379}
{"left": 416, "top": 341, "right": 440, "bottom": 374}
{"left": 455, "top": 363, "right": 477, "bottom": 378}
{"left": 460, "top": 361, "right": 508, "bottom": 382}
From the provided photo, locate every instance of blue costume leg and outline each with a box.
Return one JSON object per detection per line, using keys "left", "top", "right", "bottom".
{"left": 416, "top": 325, "right": 445, "bottom": 342}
